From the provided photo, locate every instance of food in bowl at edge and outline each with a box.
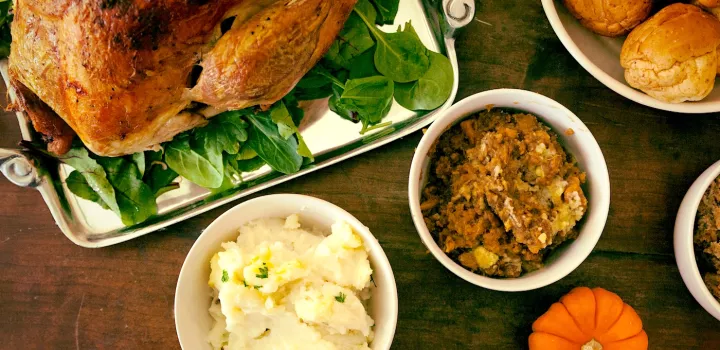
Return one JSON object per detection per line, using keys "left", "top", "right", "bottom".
{"left": 207, "top": 214, "right": 375, "bottom": 349}
{"left": 621, "top": 3, "right": 720, "bottom": 104}
{"left": 420, "top": 108, "right": 588, "bottom": 278}
{"left": 695, "top": 175, "right": 720, "bottom": 301}
{"left": 694, "top": 0, "right": 720, "bottom": 19}
{"left": 562, "top": 0, "right": 651, "bottom": 37}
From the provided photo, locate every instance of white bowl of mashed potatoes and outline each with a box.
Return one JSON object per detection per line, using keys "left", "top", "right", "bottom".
{"left": 175, "top": 194, "right": 398, "bottom": 350}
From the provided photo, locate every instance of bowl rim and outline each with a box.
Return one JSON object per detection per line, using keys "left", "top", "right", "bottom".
{"left": 408, "top": 88, "right": 610, "bottom": 292}
{"left": 540, "top": 0, "right": 720, "bottom": 114}
{"left": 674, "top": 160, "right": 720, "bottom": 321}
{"left": 174, "top": 194, "right": 399, "bottom": 349}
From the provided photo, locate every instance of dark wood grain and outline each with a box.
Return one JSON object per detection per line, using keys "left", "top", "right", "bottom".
{"left": 2, "top": 1, "right": 720, "bottom": 349}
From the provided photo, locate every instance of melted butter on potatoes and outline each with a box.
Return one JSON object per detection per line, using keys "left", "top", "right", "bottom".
{"left": 207, "top": 215, "right": 374, "bottom": 350}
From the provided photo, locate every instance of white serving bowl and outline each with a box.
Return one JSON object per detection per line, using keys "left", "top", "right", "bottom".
{"left": 674, "top": 160, "right": 720, "bottom": 321}
{"left": 541, "top": 0, "right": 720, "bottom": 113}
{"left": 408, "top": 89, "right": 610, "bottom": 291}
{"left": 175, "top": 194, "right": 398, "bottom": 349}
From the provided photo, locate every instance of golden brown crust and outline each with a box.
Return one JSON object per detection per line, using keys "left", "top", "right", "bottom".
{"left": 9, "top": 0, "right": 356, "bottom": 156}
{"left": 9, "top": 80, "right": 75, "bottom": 155}
{"left": 563, "top": 0, "right": 652, "bottom": 37}
{"left": 620, "top": 3, "right": 720, "bottom": 103}
{"left": 187, "top": 0, "right": 356, "bottom": 111}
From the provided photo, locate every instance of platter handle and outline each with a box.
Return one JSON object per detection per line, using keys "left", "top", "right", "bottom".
{"left": 421, "top": 0, "right": 475, "bottom": 54}
{"left": 442, "top": 0, "right": 475, "bottom": 36}
{"left": 0, "top": 148, "right": 43, "bottom": 188}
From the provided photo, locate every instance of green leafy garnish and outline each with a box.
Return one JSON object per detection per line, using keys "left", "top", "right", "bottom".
{"left": 325, "top": 13, "right": 375, "bottom": 69}
{"left": 0, "top": 0, "right": 12, "bottom": 58}
{"left": 256, "top": 263, "right": 269, "bottom": 279}
{"left": 354, "top": 1, "right": 430, "bottom": 83}
{"left": 165, "top": 134, "right": 224, "bottom": 189}
{"left": 348, "top": 48, "right": 381, "bottom": 80}
{"left": 235, "top": 157, "right": 266, "bottom": 173}
{"left": 270, "top": 102, "right": 313, "bottom": 160}
{"left": 131, "top": 152, "right": 146, "bottom": 177}
{"left": 65, "top": 171, "right": 110, "bottom": 210}
{"left": 96, "top": 157, "right": 157, "bottom": 226}
{"left": 144, "top": 150, "right": 179, "bottom": 198}
{"left": 193, "top": 111, "right": 249, "bottom": 156}
{"left": 370, "top": 0, "right": 400, "bottom": 25}
{"left": 254, "top": 285, "right": 262, "bottom": 290}
{"left": 57, "top": 147, "right": 121, "bottom": 215}
{"left": 394, "top": 51, "right": 454, "bottom": 111}
{"left": 246, "top": 112, "right": 303, "bottom": 175}
{"left": 339, "top": 76, "right": 394, "bottom": 132}
{"left": 335, "top": 292, "right": 346, "bottom": 303}
{"left": 221, "top": 270, "right": 229, "bottom": 283}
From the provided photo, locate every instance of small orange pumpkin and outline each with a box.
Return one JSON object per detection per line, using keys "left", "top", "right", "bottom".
{"left": 529, "top": 287, "right": 648, "bottom": 350}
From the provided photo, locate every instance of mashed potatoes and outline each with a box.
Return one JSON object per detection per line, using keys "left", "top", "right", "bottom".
{"left": 207, "top": 214, "right": 375, "bottom": 349}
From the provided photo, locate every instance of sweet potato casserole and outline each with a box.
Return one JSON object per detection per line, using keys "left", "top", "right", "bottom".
{"left": 421, "top": 109, "right": 588, "bottom": 277}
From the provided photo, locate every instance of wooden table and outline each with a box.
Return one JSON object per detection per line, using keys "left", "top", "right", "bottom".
{"left": 2, "top": 1, "right": 720, "bottom": 349}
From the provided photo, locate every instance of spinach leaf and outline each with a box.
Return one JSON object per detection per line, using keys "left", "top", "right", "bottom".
{"left": 235, "top": 157, "right": 266, "bottom": 173}
{"left": 269, "top": 102, "right": 313, "bottom": 160}
{"left": 213, "top": 155, "right": 243, "bottom": 193}
{"left": 329, "top": 84, "right": 358, "bottom": 122}
{"left": 370, "top": 0, "right": 400, "bottom": 25}
{"left": 294, "top": 67, "right": 333, "bottom": 101}
{"left": 354, "top": 0, "right": 378, "bottom": 25}
{"left": 66, "top": 171, "right": 110, "bottom": 210}
{"left": 131, "top": 152, "right": 146, "bottom": 177}
{"left": 394, "top": 51, "right": 454, "bottom": 111}
{"left": 339, "top": 76, "right": 394, "bottom": 128}
{"left": 348, "top": 48, "right": 381, "bottom": 80}
{"left": 246, "top": 112, "right": 303, "bottom": 175}
{"left": 56, "top": 147, "right": 120, "bottom": 215}
{"left": 354, "top": 2, "right": 430, "bottom": 83}
{"left": 154, "top": 184, "right": 180, "bottom": 198}
{"left": 283, "top": 94, "right": 306, "bottom": 129}
{"left": 194, "top": 111, "right": 249, "bottom": 155}
{"left": 97, "top": 157, "right": 157, "bottom": 226}
{"left": 325, "top": 12, "right": 375, "bottom": 69}
{"left": 236, "top": 144, "right": 258, "bottom": 160}
{"left": 165, "top": 135, "right": 224, "bottom": 189}
{"left": 145, "top": 150, "right": 179, "bottom": 197}
{"left": 0, "top": 0, "right": 11, "bottom": 58}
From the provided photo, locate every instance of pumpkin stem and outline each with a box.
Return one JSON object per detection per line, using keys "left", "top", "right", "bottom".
{"left": 581, "top": 339, "right": 603, "bottom": 350}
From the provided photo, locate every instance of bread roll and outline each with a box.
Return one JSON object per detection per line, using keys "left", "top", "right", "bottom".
{"left": 620, "top": 4, "right": 720, "bottom": 103}
{"left": 693, "top": 0, "right": 720, "bottom": 19}
{"left": 563, "top": 0, "right": 652, "bottom": 37}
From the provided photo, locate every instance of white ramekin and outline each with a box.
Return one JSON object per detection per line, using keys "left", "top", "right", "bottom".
{"left": 408, "top": 89, "right": 610, "bottom": 291}
{"left": 674, "top": 160, "right": 720, "bottom": 321}
{"left": 175, "top": 194, "right": 398, "bottom": 349}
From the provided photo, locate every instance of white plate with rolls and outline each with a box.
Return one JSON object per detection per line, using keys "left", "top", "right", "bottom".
{"left": 542, "top": 0, "right": 720, "bottom": 114}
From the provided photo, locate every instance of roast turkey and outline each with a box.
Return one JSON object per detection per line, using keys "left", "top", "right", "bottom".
{"left": 8, "top": 0, "right": 357, "bottom": 156}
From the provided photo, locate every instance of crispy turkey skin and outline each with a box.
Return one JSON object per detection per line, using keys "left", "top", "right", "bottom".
{"left": 8, "top": 0, "right": 356, "bottom": 156}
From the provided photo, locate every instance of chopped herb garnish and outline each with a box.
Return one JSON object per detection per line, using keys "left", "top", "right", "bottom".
{"left": 256, "top": 263, "right": 269, "bottom": 279}
{"left": 335, "top": 292, "right": 346, "bottom": 303}
{"left": 243, "top": 280, "right": 248, "bottom": 287}
{"left": 254, "top": 285, "right": 262, "bottom": 290}
{"left": 221, "top": 270, "right": 229, "bottom": 283}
